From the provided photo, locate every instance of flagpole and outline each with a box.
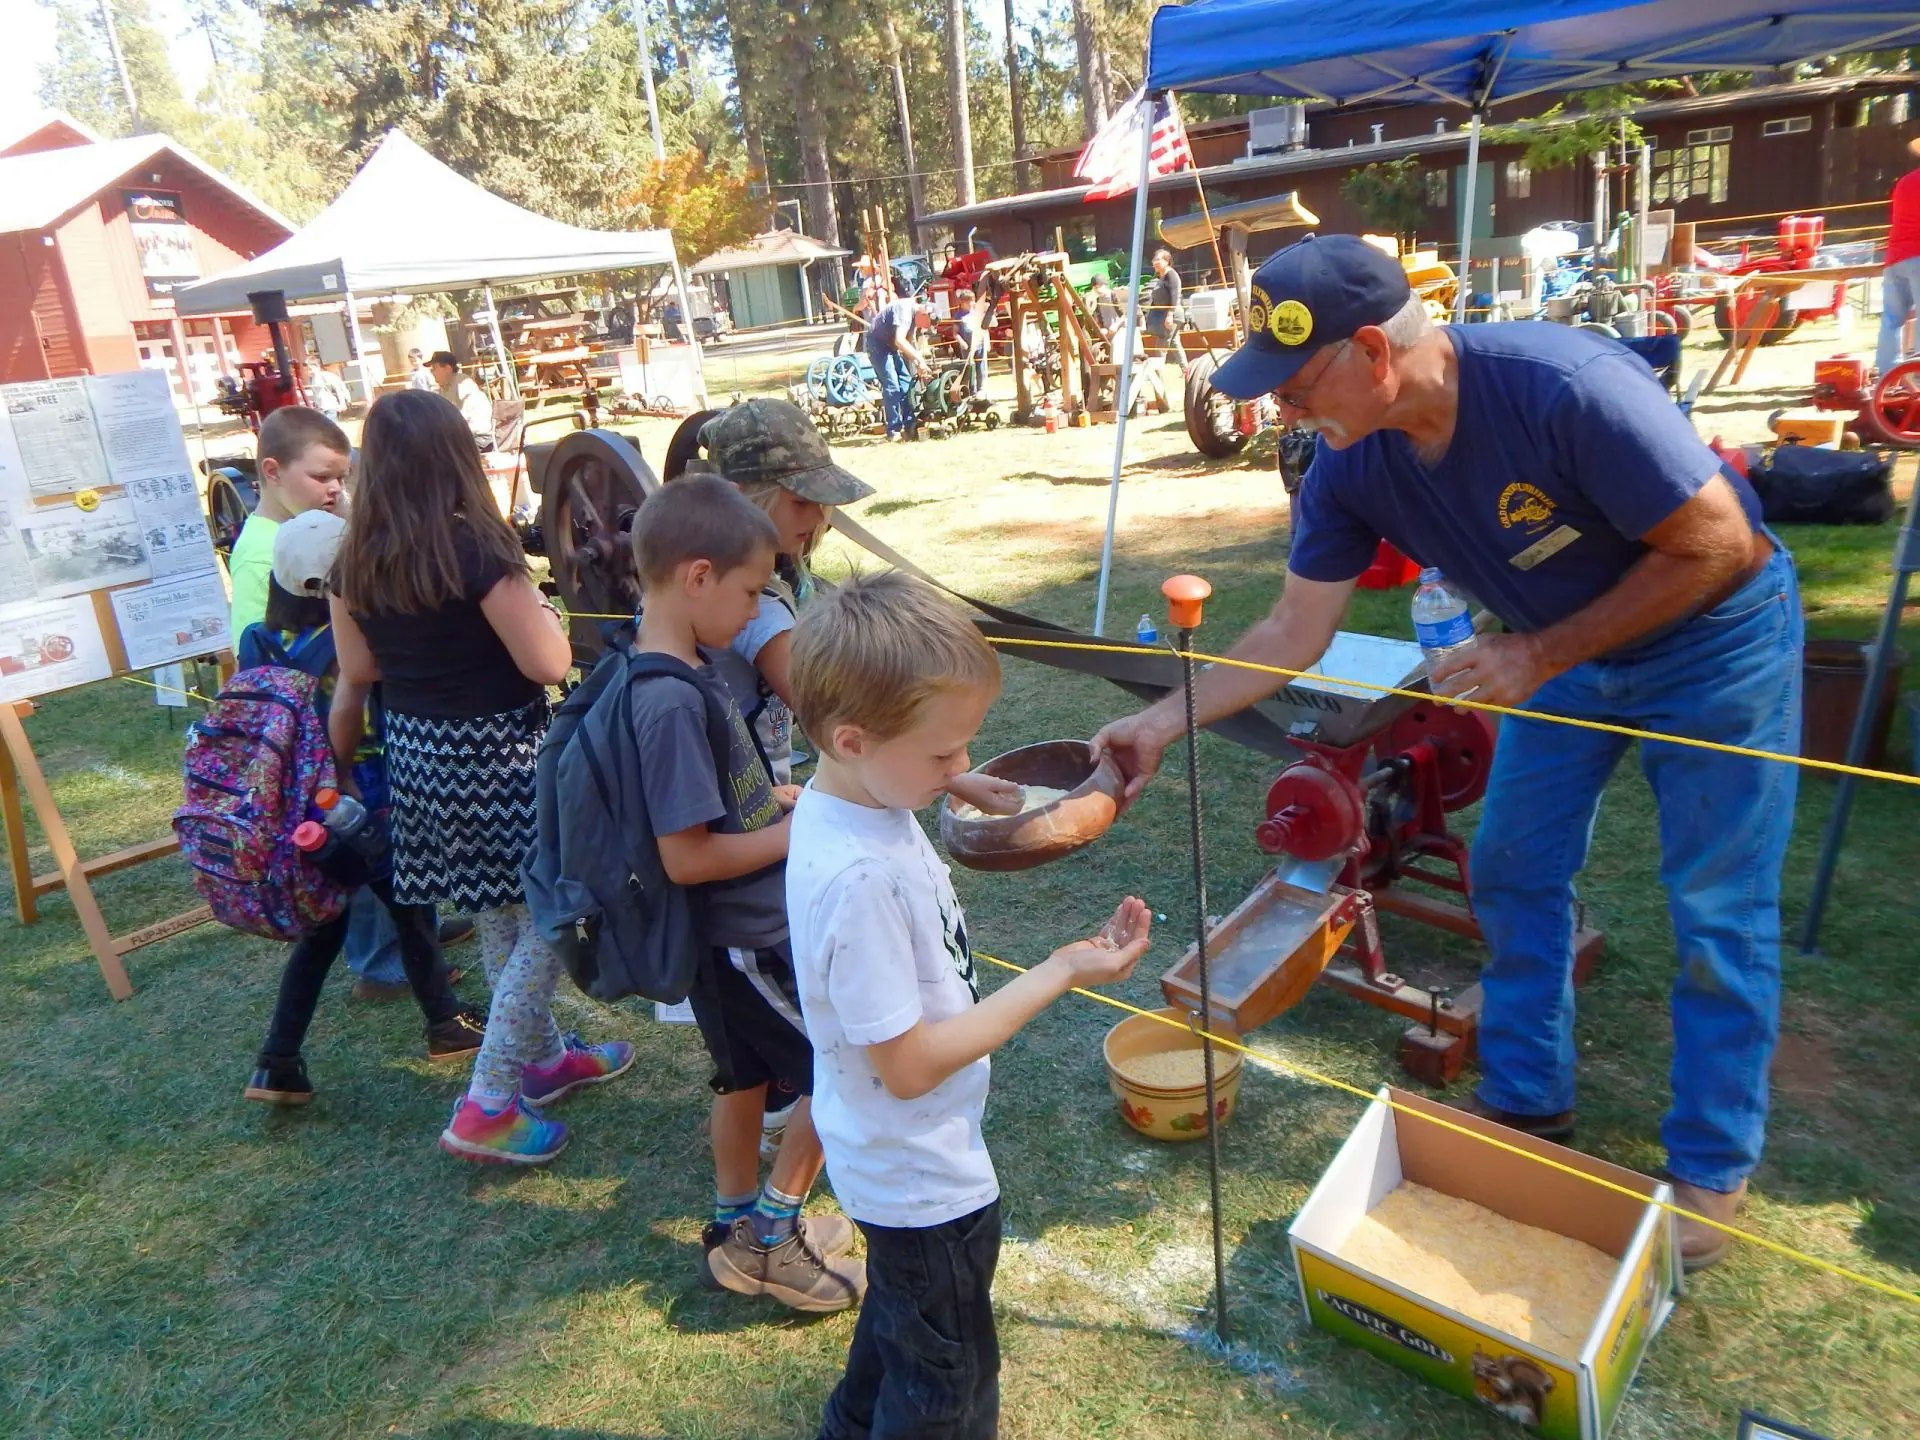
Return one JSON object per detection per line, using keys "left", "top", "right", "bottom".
{"left": 1092, "top": 94, "right": 1157, "bottom": 638}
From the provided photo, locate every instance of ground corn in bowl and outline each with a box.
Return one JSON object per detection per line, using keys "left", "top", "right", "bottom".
{"left": 1103, "top": 1007, "right": 1245, "bottom": 1142}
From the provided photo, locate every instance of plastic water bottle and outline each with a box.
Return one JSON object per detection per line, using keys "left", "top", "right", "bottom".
{"left": 312, "top": 789, "right": 392, "bottom": 879}
{"left": 1135, "top": 613, "right": 1158, "bottom": 646}
{"left": 1411, "top": 568, "right": 1476, "bottom": 670}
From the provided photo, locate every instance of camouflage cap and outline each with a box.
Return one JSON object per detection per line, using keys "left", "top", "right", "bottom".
{"left": 700, "top": 398, "right": 875, "bottom": 506}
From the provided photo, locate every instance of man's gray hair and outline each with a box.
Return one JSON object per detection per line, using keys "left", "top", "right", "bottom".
{"left": 1378, "top": 293, "right": 1432, "bottom": 349}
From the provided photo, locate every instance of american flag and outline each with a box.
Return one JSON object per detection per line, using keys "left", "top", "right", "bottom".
{"left": 1074, "top": 90, "right": 1192, "bottom": 203}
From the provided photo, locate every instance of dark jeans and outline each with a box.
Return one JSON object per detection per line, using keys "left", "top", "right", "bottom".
{"left": 261, "top": 877, "right": 458, "bottom": 1057}
{"left": 818, "top": 1201, "right": 1001, "bottom": 1440}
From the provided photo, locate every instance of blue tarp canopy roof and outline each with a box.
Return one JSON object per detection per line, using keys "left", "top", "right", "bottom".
{"left": 1147, "top": 0, "right": 1920, "bottom": 109}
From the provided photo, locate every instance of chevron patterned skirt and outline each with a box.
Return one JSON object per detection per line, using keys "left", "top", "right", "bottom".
{"left": 384, "top": 697, "right": 551, "bottom": 911}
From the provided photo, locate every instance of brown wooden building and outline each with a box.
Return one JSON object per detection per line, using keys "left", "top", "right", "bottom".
{"left": 0, "top": 113, "right": 293, "bottom": 403}
{"left": 921, "top": 76, "right": 1920, "bottom": 296}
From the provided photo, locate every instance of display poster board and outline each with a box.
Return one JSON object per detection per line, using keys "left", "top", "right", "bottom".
{"left": 0, "top": 368, "right": 231, "bottom": 998}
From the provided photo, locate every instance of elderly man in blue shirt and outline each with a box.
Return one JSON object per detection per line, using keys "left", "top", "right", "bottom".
{"left": 1094, "top": 235, "right": 1801, "bottom": 1272}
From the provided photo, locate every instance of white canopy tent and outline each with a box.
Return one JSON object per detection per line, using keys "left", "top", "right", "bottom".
{"left": 176, "top": 130, "right": 705, "bottom": 402}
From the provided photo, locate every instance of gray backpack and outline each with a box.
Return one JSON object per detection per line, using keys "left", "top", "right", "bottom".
{"left": 521, "top": 647, "right": 735, "bottom": 1003}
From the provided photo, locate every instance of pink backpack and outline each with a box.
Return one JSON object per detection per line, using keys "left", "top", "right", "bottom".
{"left": 174, "top": 666, "right": 351, "bottom": 941}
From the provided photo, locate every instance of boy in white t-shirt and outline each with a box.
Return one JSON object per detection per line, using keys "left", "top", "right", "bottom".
{"left": 786, "top": 571, "right": 1152, "bottom": 1439}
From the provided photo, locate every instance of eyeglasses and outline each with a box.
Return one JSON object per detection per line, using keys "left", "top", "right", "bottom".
{"left": 1274, "top": 340, "right": 1350, "bottom": 412}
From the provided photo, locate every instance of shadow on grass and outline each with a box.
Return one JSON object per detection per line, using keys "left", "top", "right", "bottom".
{"left": 399, "top": 1427, "right": 670, "bottom": 1439}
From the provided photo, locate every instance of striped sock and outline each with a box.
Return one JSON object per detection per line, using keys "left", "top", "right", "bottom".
{"left": 714, "top": 1190, "right": 757, "bottom": 1229}
{"left": 750, "top": 1182, "right": 806, "bottom": 1245}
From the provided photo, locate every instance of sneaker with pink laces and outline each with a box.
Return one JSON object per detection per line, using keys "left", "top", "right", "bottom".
{"left": 521, "top": 1032, "right": 636, "bottom": 1108}
{"left": 439, "top": 1094, "right": 568, "bottom": 1165}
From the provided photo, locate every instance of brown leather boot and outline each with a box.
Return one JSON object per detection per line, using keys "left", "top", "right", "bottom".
{"left": 1451, "top": 1093, "right": 1576, "bottom": 1143}
{"left": 1672, "top": 1179, "right": 1747, "bottom": 1272}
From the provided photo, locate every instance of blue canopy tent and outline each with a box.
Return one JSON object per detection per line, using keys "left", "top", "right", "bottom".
{"left": 1091, "top": 0, "right": 1920, "bottom": 633}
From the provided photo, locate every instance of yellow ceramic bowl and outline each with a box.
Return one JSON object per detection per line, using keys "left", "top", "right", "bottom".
{"left": 1103, "top": 1007, "right": 1245, "bottom": 1142}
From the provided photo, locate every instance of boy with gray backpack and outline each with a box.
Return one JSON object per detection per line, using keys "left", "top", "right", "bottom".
{"left": 524, "top": 476, "right": 866, "bottom": 1314}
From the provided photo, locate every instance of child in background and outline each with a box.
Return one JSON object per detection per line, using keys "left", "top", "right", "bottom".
{"left": 225, "top": 406, "right": 439, "bottom": 999}
{"left": 630, "top": 475, "right": 866, "bottom": 1314}
{"left": 239, "top": 512, "right": 485, "bottom": 1105}
{"left": 328, "top": 390, "right": 633, "bottom": 1166}
{"left": 787, "top": 572, "right": 1152, "bottom": 1438}
{"left": 227, "top": 406, "right": 348, "bottom": 637}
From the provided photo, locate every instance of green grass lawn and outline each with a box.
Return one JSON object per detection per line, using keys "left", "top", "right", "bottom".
{"left": 6, "top": 377, "right": 1919, "bottom": 1438}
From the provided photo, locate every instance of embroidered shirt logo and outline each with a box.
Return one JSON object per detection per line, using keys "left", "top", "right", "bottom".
{"left": 1498, "top": 482, "right": 1557, "bottom": 533}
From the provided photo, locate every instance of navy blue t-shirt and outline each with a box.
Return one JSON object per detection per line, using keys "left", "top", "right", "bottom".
{"left": 1288, "top": 323, "right": 1762, "bottom": 635}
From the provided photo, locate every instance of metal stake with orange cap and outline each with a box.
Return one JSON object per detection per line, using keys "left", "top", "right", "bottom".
{"left": 1163, "top": 571, "right": 1231, "bottom": 1344}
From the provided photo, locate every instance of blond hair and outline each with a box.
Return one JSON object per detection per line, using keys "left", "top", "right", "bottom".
{"left": 790, "top": 571, "right": 999, "bottom": 752}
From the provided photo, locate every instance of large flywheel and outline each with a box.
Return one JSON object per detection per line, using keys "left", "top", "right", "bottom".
{"left": 532, "top": 429, "right": 658, "bottom": 667}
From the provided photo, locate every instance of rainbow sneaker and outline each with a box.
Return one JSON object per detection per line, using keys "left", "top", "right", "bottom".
{"left": 520, "top": 1032, "right": 635, "bottom": 1108}
{"left": 439, "top": 1094, "right": 568, "bottom": 1165}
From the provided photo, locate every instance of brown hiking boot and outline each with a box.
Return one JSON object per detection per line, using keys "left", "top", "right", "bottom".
{"left": 1452, "top": 1093, "right": 1576, "bottom": 1143}
{"left": 707, "top": 1218, "right": 866, "bottom": 1312}
{"left": 1673, "top": 1179, "right": 1747, "bottom": 1272}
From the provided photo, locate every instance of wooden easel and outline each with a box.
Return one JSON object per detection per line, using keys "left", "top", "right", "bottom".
{"left": 0, "top": 638, "right": 226, "bottom": 1000}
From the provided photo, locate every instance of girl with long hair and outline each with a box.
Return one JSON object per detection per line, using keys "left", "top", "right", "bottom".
{"left": 329, "top": 390, "right": 633, "bottom": 1166}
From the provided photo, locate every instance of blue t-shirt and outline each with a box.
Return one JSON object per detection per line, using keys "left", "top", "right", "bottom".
{"left": 867, "top": 298, "right": 917, "bottom": 354}
{"left": 1288, "top": 323, "right": 1762, "bottom": 636}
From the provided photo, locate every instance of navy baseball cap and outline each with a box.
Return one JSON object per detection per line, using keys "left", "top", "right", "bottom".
{"left": 1211, "top": 234, "right": 1414, "bottom": 399}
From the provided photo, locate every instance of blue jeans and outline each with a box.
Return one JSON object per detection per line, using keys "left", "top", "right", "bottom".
{"left": 868, "top": 344, "right": 914, "bottom": 437}
{"left": 1877, "top": 256, "right": 1920, "bottom": 376}
{"left": 345, "top": 887, "right": 406, "bottom": 984}
{"left": 1469, "top": 544, "right": 1802, "bottom": 1193}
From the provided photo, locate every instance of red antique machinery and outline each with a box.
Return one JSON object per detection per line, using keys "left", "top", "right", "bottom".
{"left": 1159, "top": 635, "right": 1604, "bottom": 1085}
{"left": 201, "top": 290, "right": 312, "bottom": 557}
{"left": 1807, "top": 353, "right": 1920, "bottom": 447}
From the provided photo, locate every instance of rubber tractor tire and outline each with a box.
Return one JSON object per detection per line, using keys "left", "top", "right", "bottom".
{"left": 1184, "top": 351, "right": 1247, "bottom": 459}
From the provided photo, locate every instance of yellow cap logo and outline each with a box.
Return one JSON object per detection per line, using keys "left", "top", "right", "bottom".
{"left": 1270, "top": 300, "right": 1313, "bottom": 346}
{"left": 1246, "top": 285, "right": 1270, "bottom": 339}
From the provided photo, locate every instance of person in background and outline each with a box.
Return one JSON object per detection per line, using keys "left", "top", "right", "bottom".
{"left": 1147, "top": 248, "right": 1183, "bottom": 345}
{"left": 1877, "top": 136, "right": 1920, "bottom": 378}
{"left": 301, "top": 362, "right": 351, "bottom": 421}
{"left": 427, "top": 350, "right": 497, "bottom": 452}
{"left": 238, "top": 511, "right": 485, "bottom": 1106}
{"left": 406, "top": 348, "right": 436, "bottom": 391}
{"left": 330, "top": 390, "right": 634, "bottom": 1166}
{"left": 865, "top": 293, "right": 932, "bottom": 442}
{"left": 1089, "top": 273, "right": 1124, "bottom": 345}
{"left": 954, "top": 289, "right": 992, "bottom": 395}
{"left": 229, "top": 406, "right": 474, "bottom": 995}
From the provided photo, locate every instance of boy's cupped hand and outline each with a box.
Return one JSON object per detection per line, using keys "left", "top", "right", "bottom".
{"left": 1048, "top": 896, "right": 1152, "bottom": 987}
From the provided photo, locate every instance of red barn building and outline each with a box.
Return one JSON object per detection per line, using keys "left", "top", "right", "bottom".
{"left": 0, "top": 112, "right": 294, "bottom": 404}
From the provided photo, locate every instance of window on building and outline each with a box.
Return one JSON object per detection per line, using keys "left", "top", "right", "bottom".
{"left": 1425, "top": 168, "right": 1449, "bottom": 207}
{"left": 1063, "top": 217, "right": 1098, "bottom": 259}
{"left": 1651, "top": 127, "right": 1731, "bottom": 205}
{"left": 1505, "top": 161, "right": 1532, "bottom": 199}
{"left": 1761, "top": 116, "right": 1812, "bottom": 137}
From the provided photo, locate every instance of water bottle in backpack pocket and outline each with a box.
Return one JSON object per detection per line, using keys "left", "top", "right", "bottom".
{"left": 174, "top": 666, "right": 352, "bottom": 941}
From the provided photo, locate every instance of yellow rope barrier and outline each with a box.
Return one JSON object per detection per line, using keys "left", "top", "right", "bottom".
{"left": 119, "top": 672, "right": 212, "bottom": 705}
{"left": 554, "top": 616, "right": 1917, "bottom": 787}
{"left": 973, "top": 949, "right": 1920, "bottom": 1308}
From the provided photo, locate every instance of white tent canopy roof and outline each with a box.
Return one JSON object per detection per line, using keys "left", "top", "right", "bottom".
{"left": 176, "top": 130, "right": 680, "bottom": 315}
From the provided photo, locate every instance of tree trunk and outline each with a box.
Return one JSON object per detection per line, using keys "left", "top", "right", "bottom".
{"left": 731, "top": 24, "right": 774, "bottom": 226}
{"left": 1071, "top": 0, "right": 1104, "bottom": 139}
{"left": 945, "top": 0, "right": 975, "bottom": 207}
{"left": 99, "top": 0, "right": 139, "bottom": 128}
{"left": 885, "top": 18, "right": 925, "bottom": 236}
{"left": 1004, "top": 0, "right": 1029, "bottom": 192}
{"left": 795, "top": 80, "right": 842, "bottom": 289}
{"left": 661, "top": 0, "right": 692, "bottom": 73}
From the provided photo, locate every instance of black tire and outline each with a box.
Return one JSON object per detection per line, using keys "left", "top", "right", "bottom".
{"left": 1184, "top": 352, "right": 1246, "bottom": 459}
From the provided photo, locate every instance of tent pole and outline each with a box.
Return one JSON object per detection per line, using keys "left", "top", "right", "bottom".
{"left": 668, "top": 252, "right": 710, "bottom": 409}
{"left": 482, "top": 282, "right": 518, "bottom": 400}
{"left": 1453, "top": 112, "right": 1482, "bottom": 323}
{"left": 1092, "top": 95, "right": 1156, "bottom": 638}
{"left": 341, "top": 291, "right": 373, "bottom": 400}
{"left": 1636, "top": 142, "right": 1652, "bottom": 293}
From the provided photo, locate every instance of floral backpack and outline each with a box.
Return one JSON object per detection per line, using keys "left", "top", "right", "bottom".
{"left": 173, "top": 665, "right": 350, "bottom": 941}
